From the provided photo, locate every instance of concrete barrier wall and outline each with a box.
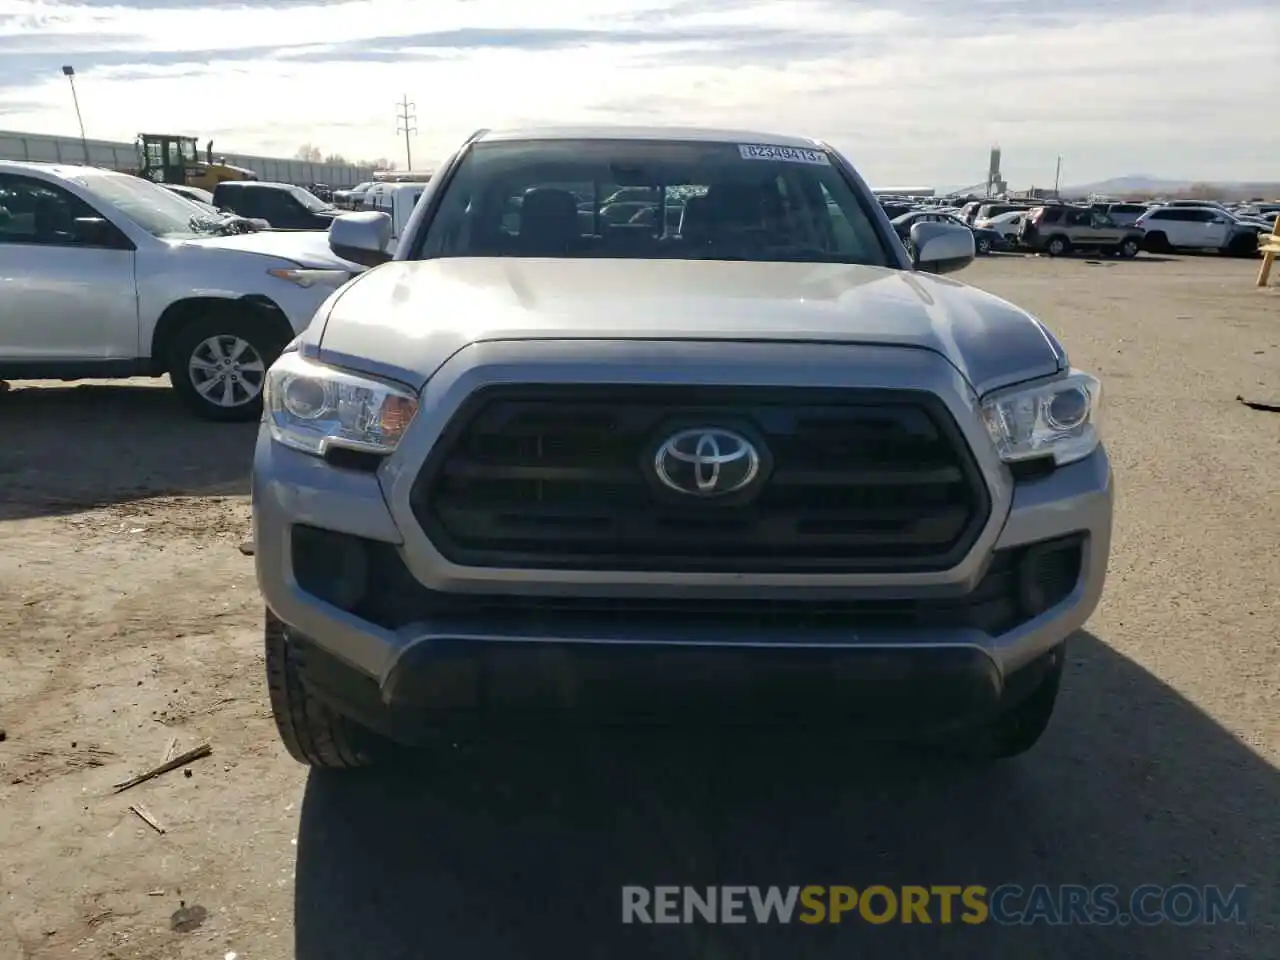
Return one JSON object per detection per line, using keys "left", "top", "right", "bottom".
{"left": 0, "top": 129, "right": 375, "bottom": 187}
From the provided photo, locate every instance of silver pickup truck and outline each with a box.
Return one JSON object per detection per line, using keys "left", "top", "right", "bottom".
{"left": 252, "top": 126, "right": 1113, "bottom": 768}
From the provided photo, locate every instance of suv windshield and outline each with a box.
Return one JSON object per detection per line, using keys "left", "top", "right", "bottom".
{"left": 288, "top": 185, "right": 331, "bottom": 212}
{"left": 76, "top": 172, "right": 218, "bottom": 238}
{"left": 415, "top": 138, "right": 892, "bottom": 265}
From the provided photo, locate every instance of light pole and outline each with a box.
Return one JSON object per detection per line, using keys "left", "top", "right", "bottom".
{"left": 61, "top": 65, "right": 91, "bottom": 164}
{"left": 396, "top": 95, "right": 417, "bottom": 171}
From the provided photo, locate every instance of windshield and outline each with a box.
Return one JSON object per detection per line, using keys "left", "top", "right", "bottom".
{"left": 77, "top": 172, "right": 218, "bottom": 237}
{"left": 415, "top": 138, "right": 892, "bottom": 265}
{"left": 288, "top": 185, "right": 332, "bottom": 212}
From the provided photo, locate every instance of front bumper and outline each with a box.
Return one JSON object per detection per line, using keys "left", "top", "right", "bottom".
{"left": 253, "top": 342, "right": 1113, "bottom": 735}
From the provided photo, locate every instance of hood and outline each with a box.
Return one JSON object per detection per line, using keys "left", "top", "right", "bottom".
{"left": 183, "top": 229, "right": 361, "bottom": 270}
{"left": 316, "top": 258, "right": 1064, "bottom": 394}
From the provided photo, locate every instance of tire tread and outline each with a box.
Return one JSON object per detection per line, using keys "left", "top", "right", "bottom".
{"left": 265, "top": 611, "right": 378, "bottom": 769}
{"left": 952, "top": 649, "right": 1064, "bottom": 761}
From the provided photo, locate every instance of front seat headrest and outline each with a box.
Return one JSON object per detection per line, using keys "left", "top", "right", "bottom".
{"left": 518, "top": 188, "right": 582, "bottom": 252}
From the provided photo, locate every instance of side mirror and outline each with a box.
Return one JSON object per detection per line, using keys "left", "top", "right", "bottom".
{"left": 909, "top": 222, "right": 975, "bottom": 275}
{"left": 329, "top": 211, "right": 393, "bottom": 268}
{"left": 72, "top": 217, "right": 121, "bottom": 248}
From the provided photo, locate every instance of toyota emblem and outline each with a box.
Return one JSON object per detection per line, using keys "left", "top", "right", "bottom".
{"left": 653, "top": 427, "right": 761, "bottom": 497}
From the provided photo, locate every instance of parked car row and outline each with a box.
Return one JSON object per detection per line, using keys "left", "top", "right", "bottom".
{"left": 890, "top": 209, "right": 1006, "bottom": 256}
{"left": 332, "top": 180, "right": 376, "bottom": 210}
{"left": 876, "top": 192, "right": 1271, "bottom": 258}
{"left": 162, "top": 177, "right": 426, "bottom": 232}
{"left": 3, "top": 136, "right": 1264, "bottom": 430}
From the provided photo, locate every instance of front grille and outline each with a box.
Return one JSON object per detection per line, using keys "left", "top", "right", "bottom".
{"left": 411, "top": 385, "right": 991, "bottom": 573}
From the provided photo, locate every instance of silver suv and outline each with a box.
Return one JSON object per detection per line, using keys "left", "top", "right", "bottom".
{"left": 253, "top": 127, "right": 1113, "bottom": 768}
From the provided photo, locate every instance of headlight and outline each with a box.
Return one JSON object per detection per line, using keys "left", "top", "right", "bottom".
{"left": 267, "top": 267, "right": 353, "bottom": 289}
{"left": 981, "top": 371, "right": 1100, "bottom": 466}
{"left": 264, "top": 352, "right": 418, "bottom": 457}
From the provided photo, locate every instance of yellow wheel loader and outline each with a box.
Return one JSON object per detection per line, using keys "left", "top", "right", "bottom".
{"left": 135, "top": 134, "right": 258, "bottom": 191}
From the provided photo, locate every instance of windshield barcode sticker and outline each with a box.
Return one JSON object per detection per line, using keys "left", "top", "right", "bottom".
{"left": 738, "top": 144, "right": 830, "bottom": 165}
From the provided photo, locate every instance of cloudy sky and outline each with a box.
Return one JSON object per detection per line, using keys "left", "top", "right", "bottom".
{"left": 0, "top": 0, "right": 1276, "bottom": 188}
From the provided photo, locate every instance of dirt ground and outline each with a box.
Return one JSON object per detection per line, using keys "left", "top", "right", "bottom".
{"left": 1, "top": 254, "right": 1277, "bottom": 960}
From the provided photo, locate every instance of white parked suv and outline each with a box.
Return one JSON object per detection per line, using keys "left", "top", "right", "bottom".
{"left": 1134, "top": 205, "right": 1262, "bottom": 257}
{"left": 972, "top": 210, "right": 1025, "bottom": 244}
{"left": 0, "top": 161, "right": 358, "bottom": 420}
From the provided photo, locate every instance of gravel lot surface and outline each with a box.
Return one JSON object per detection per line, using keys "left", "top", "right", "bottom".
{"left": 1, "top": 254, "right": 1276, "bottom": 960}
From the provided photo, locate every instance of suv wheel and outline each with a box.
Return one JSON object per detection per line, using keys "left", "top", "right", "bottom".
{"left": 1224, "top": 232, "right": 1260, "bottom": 259}
{"left": 1045, "top": 236, "right": 1069, "bottom": 257}
{"left": 953, "top": 649, "right": 1064, "bottom": 760}
{"left": 976, "top": 236, "right": 992, "bottom": 255}
{"left": 1143, "top": 231, "right": 1169, "bottom": 253}
{"left": 1117, "top": 238, "right": 1140, "bottom": 259}
{"left": 265, "top": 610, "right": 386, "bottom": 769}
{"left": 169, "top": 313, "right": 287, "bottom": 422}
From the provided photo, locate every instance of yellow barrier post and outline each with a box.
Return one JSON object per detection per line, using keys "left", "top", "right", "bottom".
{"left": 1258, "top": 226, "right": 1280, "bottom": 287}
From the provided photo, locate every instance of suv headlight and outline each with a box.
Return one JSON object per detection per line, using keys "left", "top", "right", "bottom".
{"left": 981, "top": 371, "right": 1100, "bottom": 466}
{"left": 267, "top": 267, "right": 354, "bottom": 289}
{"left": 264, "top": 352, "right": 418, "bottom": 457}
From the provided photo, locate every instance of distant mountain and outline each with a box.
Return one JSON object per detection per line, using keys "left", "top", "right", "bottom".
{"left": 1065, "top": 175, "right": 1186, "bottom": 194}
{"left": 1064, "top": 175, "right": 1280, "bottom": 199}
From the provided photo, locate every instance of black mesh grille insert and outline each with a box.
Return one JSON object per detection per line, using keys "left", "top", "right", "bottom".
{"left": 291, "top": 527, "right": 1085, "bottom": 638}
{"left": 411, "top": 385, "right": 991, "bottom": 573}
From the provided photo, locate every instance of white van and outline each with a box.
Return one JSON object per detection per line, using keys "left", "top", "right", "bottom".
{"left": 363, "top": 181, "right": 428, "bottom": 254}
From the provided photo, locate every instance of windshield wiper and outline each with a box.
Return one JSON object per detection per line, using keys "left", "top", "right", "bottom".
{"left": 189, "top": 214, "right": 222, "bottom": 234}
{"left": 189, "top": 213, "right": 261, "bottom": 236}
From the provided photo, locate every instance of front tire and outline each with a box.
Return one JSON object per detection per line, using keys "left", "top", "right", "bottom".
{"left": 1044, "top": 236, "right": 1069, "bottom": 257}
{"left": 1118, "top": 238, "right": 1140, "bottom": 259}
{"left": 1143, "top": 231, "right": 1170, "bottom": 253}
{"left": 169, "top": 313, "right": 287, "bottom": 422}
{"left": 265, "top": 610, "right": 385, "bottom": 769}
{"left": 976, "top": 236, "right": 992, "bottom": 255}
{"left": 1224, "top": 232, "right": 1260, "bottom": 259}
{"left": 952, "top": 649, "right": 1064, "bottom": 761}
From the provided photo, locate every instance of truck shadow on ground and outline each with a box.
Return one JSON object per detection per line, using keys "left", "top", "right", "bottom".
{"left": 293, "top": 630, "right": 1278, "bottom": 960}
{"left": 0, "top": 382, "right": 255, "bottom": 522}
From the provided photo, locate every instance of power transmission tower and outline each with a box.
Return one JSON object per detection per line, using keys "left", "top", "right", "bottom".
{"left": 396, "top": 95, "right": 417, "bottom": 171}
